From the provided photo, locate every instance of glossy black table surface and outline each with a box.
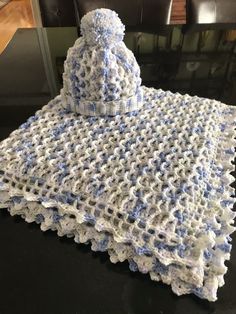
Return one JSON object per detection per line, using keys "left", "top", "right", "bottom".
{"left": 0, "top": 28, "right": 235, "bottom": 314}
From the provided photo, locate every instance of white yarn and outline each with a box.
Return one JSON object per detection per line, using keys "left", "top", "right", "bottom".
{"left": 80, "top": 8, "right": 125, "bottom": 47}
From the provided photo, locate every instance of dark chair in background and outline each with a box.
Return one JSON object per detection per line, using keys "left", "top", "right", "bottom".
{"left": 38, "top": 0, "right": 77, "bottom": 27}
{"left": 181, "top": 0, "right": 236, "bottom": 102}
{"left": 74, "top": 0, "right": 173, "bottom": 33}
{"left": 38, "top": 0, "right": 173, "bottom": 34}
{"left": 184, "top": 0, "right": 236, "bottom": 32}
{"left": 183, "top": 0, "right": 236, "bottom": 54}
{"left": 38, "top": 0, "right": 236, "bottom": 31}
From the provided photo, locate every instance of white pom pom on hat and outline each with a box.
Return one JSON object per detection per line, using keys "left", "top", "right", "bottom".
{"left": 80, "top": 8, "right": 125, "bottom": 47}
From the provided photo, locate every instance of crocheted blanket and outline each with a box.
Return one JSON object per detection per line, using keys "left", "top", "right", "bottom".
{"left": 0, "top": 86, "right": 235, "bottom": 301}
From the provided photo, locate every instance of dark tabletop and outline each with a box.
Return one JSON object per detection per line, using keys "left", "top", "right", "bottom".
{"left": 0, "top": 27, "right": 235, "bottom": 314}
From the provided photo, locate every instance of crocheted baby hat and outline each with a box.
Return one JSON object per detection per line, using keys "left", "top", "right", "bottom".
{"left": 61, "top": 8, "right": 143, "bottom": 116}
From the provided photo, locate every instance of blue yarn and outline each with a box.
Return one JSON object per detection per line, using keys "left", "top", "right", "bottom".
{"left": 174, "top": 210, "right": 184, "bottom": 224}
{"left": 220, "top": 123, "right": 226, "bottom": 131}
{"left": 38, "top": 178, "right": 46, "bottom": 185}
{"left": 130, "top": 199, "right": 147, "bottom": 219}
{"left": 129, "top": 260, "right": 138, "bottom": 272}
{"left": 119, "top": 123, "right": 126, "bottom": 133}
{"left": 204, "top": 249, "right": 212, "bottom": 260}
{"left": 224, "top": 148, "right": 234, "bottom": 155}
{"left": 192, "top": 287, "right": 203, "bottom": 298}
{"left": 215, "top": 167, "right": 224, "bottom": 177}
{"left": 176, "top": 228, "right": 187, "bottom": 237}
{"left": 54, "top": 192, "right": 76, "bottom": 205}
{"left": 159, "top": 152, "right": 166, "bottom": 162}
{"left": 97, "top": 236, "right": 109, "bottom": 252}
{"left": 177, "top": 244, "right": 186, "bottom": 258}
{"left": 19, "top": 115, "right": 38, "bottom": 130}
{"left": 94, "top": 184, "right": 105, "bottom": 197}
{"left": 220, "top": 200, "right": 234, "bottom": 207}
{"left": 53, "top": 212, "right": 62, "bottom": 223}
{"left": 153, "top": 260, "right": 169, "bottom": 275}
{"left": 216, "top": 243, "right": 232, "bottom": 253}
{"left": 84, "top": 214, "right": 96, "bottom": 225}
{"left": 136, "top": 246, "right": 152, "bottom": 256}
{"left": 12, "top": 196, "right": 22, "bottom": 204}
{"left": 35, "top": 214, "right": 44, "bottom": 224}
{"left": 192, "top": 126, "right": 204, "bottom": 134}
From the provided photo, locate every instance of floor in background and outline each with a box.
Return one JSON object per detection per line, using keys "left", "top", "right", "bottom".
{"left": 0, "top": 0, "right": 35, "bottom": 53}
